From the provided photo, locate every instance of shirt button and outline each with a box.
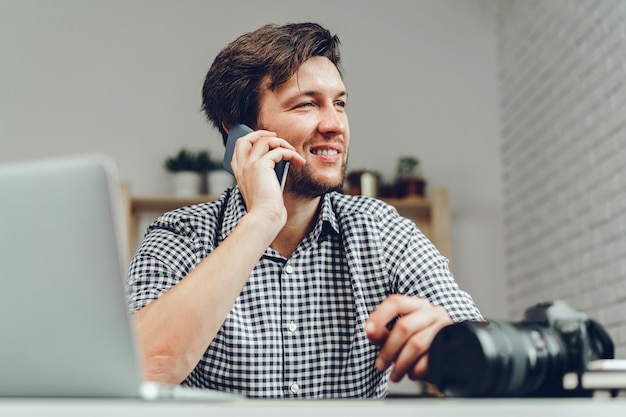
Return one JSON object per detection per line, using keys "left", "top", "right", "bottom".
{"left": 290, "top": 382, "right": 300, "bottom": 394}
{"left": 288, "top": 321, "right": 297, "bottom": 332}
{"left": 284, "top": 265, "right": 294, "bottom": 274}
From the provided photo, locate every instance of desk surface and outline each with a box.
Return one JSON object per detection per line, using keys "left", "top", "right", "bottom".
{"left": 2, "top": 398, "right": 626, "bottom": 417}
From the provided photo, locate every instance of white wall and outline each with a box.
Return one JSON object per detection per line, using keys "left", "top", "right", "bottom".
{"left": 496, "top": 0, "right": 626, "bottom": 356}
{"left": 0, "top": 1, "right": 506, "bottom": 318}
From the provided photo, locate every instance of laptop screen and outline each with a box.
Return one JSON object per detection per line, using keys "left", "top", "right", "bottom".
{"left": 0, "top": 154, "right": 143, "bottom": 397}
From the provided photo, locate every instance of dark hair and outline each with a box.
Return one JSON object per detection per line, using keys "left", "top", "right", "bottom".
{"left": 201, "top": 22, "right": 342, "bottom": 145}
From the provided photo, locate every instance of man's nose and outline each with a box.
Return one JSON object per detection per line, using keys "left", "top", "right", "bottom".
{"left": 318, "top": 106, "right": 347, "bottom": 135}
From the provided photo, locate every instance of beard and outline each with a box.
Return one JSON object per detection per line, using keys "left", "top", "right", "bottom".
{"left": 284, "top": 159, "right": 347, "bottom": 198}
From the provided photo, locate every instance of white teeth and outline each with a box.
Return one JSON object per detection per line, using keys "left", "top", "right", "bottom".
{"left": 312, "top": 149, "right": 338, "bottom": 155}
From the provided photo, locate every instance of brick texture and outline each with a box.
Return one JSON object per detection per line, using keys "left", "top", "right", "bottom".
{"left": 497, "top": 0, "right": 626, "bottom": 359}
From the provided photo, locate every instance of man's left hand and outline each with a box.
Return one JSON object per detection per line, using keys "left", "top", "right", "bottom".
{"left": 364, "top": 294, "right": 452, "bottom": 382}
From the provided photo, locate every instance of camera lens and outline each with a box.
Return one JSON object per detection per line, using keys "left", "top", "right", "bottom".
{"left": 428, "top": 321, "right": 567, "bottom": 397}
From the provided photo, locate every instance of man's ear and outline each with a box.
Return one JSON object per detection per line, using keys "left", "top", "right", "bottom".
{"left": 222, "top": 122, "right": 230, "bottom": 134}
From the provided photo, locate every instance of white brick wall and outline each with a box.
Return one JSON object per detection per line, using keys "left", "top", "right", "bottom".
{"left": 497, "top": 0, "right": 626, "bottom": 358}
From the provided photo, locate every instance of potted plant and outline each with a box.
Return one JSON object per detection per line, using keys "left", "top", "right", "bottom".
{"left": 395, "top": 156, "right": 426, "bottom": 198}
{"left": 197, "top": 150, "right": 234, "bottom": 195}
{"left": 164, "top": 148, "right": 205, "bottom": 196}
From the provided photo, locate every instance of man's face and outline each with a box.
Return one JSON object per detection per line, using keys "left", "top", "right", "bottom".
{"left": 257, "top": 56, "right": 350, "bottom": 198}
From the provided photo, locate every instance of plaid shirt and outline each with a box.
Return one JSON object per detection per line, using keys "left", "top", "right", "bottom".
{"left": 127, "top": 188, "right": 482, "bottom": 398}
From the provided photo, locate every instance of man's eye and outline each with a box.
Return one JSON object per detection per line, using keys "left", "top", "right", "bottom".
{"left": 335, "top": 100, "right": 346, "bottom": 108}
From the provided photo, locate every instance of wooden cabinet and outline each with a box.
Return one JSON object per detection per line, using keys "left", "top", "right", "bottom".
{"left": 122, "top": 187, "right": 451, "bottom": 262}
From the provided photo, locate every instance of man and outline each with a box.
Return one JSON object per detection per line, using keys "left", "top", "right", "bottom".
{"left": 128, "top": 22, "right": 482, "bottom": 398}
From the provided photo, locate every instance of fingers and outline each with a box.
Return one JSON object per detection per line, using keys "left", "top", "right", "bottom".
{"left": 388, "top": 314, "right": 444, "bottom": 382}
{"left": 365, "top": 295, "right": 452, "bottom": 383}
{"left": 407, "top": 354, "right": 429, "bottom": 381}
{"left": 229, "top": 130, "right": 276, "bottom": 175}
{"left": 230, "top": 130, "right": 304, "bottom": 177}
{"left": 229, "top": 129, "right": 307, "bottom": 220}
{"left": 365, "top": 295, "right": 431, "bottom": 345}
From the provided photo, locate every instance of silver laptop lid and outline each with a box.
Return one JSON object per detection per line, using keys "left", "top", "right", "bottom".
{"left": 0, "top": 154, "right": 143, "bottom": 397}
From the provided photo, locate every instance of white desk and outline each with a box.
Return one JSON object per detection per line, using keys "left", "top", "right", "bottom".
{"left": 2, "top": 398, "right": 626, "bottom": 417}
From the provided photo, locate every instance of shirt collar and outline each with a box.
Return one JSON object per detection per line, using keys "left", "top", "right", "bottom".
{"left": 316, "top": 192, "right": 340, "bottom": 239}
{"left": 218, "top": 187, "right": 246, "bottom": 241}
{"left": 220, "top": 187, "right": 340, "bottom": 243}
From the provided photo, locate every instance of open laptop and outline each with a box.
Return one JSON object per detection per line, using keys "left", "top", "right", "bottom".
{"left": 0, "top": 154, "right": 239, "bottom": 400}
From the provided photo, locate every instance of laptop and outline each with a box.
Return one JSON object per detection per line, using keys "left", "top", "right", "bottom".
{"left": 0, "top": 154, "right": 239, "bottom": 400}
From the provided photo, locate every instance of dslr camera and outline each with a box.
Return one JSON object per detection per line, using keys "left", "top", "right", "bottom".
{"left": 427, "top": 300, "right": 614, "bottom": 397}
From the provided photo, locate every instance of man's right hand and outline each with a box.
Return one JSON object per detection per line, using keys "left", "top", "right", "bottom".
{"left": 229, "top": 129, "right": 305, "bottom": 228}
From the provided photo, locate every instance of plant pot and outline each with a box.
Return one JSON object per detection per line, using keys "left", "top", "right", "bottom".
{"left": 207, "top": 170, "right": 234, "bottom": 195}
{"left": 397, "top": 177, "right": 426, "bottom": 198}
{"left": 170, "top": 171, "right": 202, "bottom": 196}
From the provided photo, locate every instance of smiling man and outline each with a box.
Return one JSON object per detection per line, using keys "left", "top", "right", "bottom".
{"left": 127, "top": 22, "right": 482, "bottom": 399}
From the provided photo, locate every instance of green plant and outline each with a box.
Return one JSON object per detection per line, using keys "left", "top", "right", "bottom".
{"left": 164, "top": 149, "right": 221, "bottom": 173}
{"left": 396, "top": 156, "right": 420, "bottom": 179}
{"left": 196, "top": 150, "right": 223, "bottom": 173}
{"left": 394, "top": 156, "right": 425, "bottom": 197}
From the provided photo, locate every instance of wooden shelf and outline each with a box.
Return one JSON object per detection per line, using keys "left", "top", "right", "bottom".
{"left": 122, "top": 187, "right": 451, "bottom": 263}
{"left": 131, "top": 194, "right": 431, "bottom": 216}
{"left": 382, "top": 196, "right": 430, "bottom": 217}
{"left": 132, "top": 194, "right": 218, "bottom": 213}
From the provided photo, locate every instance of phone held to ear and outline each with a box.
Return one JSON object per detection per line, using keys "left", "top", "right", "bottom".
{"left": 223, "top": 124, "right": 290, "bottom": 190}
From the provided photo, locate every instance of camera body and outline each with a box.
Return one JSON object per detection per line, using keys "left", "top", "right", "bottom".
{"left": 428, "top": 300, "right": 614, "bottom": 397}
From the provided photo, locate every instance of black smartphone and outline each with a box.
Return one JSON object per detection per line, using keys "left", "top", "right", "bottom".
{"left": 223, "top": 124, "right": 290, "bottom": 190}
